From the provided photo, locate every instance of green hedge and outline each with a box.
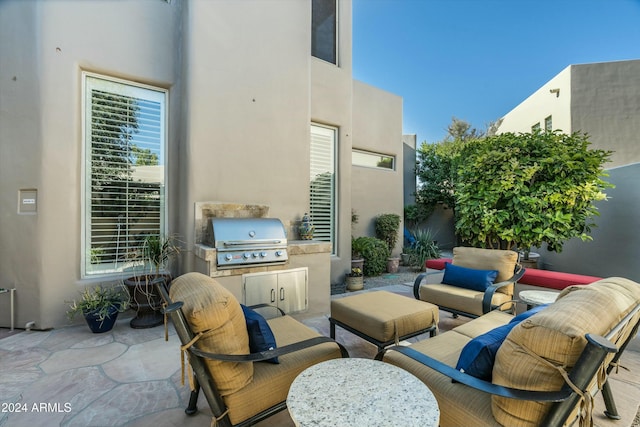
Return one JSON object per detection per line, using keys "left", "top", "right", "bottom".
{"left": 353, "top": 236, "right": 389, "bottom": 276}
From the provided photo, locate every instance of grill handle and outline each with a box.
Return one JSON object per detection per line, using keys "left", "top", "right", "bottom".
{"left": 223, "top": 240, "right": 283, "bottom": 246}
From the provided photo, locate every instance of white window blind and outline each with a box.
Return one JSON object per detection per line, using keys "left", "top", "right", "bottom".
{"left": 310, "top": 124, "right": 337, "bottom": 254}
{"left": 83, "top": 74, "right": 167, "bottom": 277}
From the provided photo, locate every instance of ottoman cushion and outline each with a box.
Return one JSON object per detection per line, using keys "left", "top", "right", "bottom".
{"left": 331, "top": 291, "right": 439, "bottom": 343}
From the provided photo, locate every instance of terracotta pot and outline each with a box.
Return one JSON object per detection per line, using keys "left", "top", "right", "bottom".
{"left": 386, "top": 257, "right": 400, "bottom": 273}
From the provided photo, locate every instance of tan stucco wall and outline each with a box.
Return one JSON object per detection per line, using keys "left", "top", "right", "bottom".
{"left": 0, "top": 0, "right": 182, "bottom": 329}
{"left": 351, "top": 80, "right": 404, "bottom": 258}
{"left": 497, "top": 66, "right": 572, "bottom": 135}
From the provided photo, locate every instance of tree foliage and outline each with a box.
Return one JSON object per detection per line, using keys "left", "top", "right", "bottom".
{"left": 455, "top": 131, "right": 613, "bottom": 252}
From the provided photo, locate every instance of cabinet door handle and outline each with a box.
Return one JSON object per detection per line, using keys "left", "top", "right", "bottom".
{"left": 271, "top": 289, "right": 276, "bottom": 303}
{"left": 280, "top": 287, "right": 285, "bottom": 301}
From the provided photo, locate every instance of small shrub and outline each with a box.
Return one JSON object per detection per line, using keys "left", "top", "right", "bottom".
{"left": 407, "top": 228, "right": 441, "bottom": 270}
{"left": 375, "top": 213, "right": 401, "bottom": 253}
{"left": 352, "top": 236, "right": 390, "bottom": 276}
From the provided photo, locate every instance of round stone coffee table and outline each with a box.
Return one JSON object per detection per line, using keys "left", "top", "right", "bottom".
{"left": 287, "top": 358, "right": 439, "bottom": 427}
{"left": 519, "top": 290, "right": 558, "bottom": 309}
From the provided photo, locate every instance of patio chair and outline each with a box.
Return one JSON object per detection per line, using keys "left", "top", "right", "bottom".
{"left": 155, "top": 272, "right": 348, "bottom": 427}
{"left": 414, "top": 246, "right": 525, "bottom": 318}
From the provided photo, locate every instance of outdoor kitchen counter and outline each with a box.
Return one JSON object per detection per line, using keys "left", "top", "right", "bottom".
{"left": 193, "top": 240, "right": 332, "bottom": 318}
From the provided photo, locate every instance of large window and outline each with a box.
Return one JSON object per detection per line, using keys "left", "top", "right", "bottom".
{"left": 83, "top": 74, "right": 167, "bottom": 277}
{"left": 310, "top": 124, "right": 337, "bottom": 254}
{"left": 312, "top": 0, "right": 337, "bottom": 64}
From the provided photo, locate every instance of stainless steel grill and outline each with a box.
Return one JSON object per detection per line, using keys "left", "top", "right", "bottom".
{"left": 205, "top": 218, "right": 288, "bottom": 269}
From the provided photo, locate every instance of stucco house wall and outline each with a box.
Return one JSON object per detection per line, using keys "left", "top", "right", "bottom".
{"left": 351, "top": 80, "right": 404, "bottom": 255}
{"left": 0, "top": 0, "right": 404, "bottom": 328}
{"left": 496, "top": 60, "right": 640, "bottom": 281}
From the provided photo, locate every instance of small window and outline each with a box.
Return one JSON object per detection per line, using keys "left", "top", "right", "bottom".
{"left": 531, "top": 122, "right": 541, "bottom": 132}
{"left": 352, "top": 150, "right": 395, "bottom": 170}
{"left": 312, "top": 0, "right": 337, "bottom": 64}
{"left": 545, "top": 115, "right": 553, "bottom": 131}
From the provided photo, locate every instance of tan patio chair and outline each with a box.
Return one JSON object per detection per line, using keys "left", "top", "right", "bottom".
{"left": 155, "top": 272, "right": 348, "bottom": 427}
{"left": 414, "top": 247, "right": 525, "bottom": 318}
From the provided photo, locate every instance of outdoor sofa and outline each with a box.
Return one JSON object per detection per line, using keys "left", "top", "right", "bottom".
{"left": 378, "top": 277, "right": 640, "bottom": 427}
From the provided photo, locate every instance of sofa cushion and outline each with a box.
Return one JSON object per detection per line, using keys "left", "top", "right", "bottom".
{"left": 456, "top": 305, "right": 549, "bottom": 380}
{"left": 492, "top": 277, "right": 640, "bottom": 427}
{"left": 420, "top": 284, "right": 513, "bottom": 318}
{"left": 241, "top": 305, "right": 279, "bottom": 364}
{"left": 520, "top": 268, "right": 601, "bottom": 290}
{"left": 443, "top": 262, "right": 498, "bottom": 292}
{"left": 170, "top": 272, "right": 253, "bottom": 396}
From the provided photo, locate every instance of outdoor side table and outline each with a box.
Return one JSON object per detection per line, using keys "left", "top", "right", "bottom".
{"left": 519, "top": 289, "right": 558, "bottom": 310}
{"left": 0, "top": 287, "right": 16, "bottom": 331}
{"left": 287, "top": 357, "right": 439, "bottom": 427}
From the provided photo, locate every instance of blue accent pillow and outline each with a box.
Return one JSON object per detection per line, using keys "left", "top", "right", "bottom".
{"left": 442, "top": 262, "right": 498, "bottom": 292}
{"left": 240, "top": 305, "right": 279, "bottom": 364}
{"left": 455, "top": 304, "right": 550, "bottom": 380}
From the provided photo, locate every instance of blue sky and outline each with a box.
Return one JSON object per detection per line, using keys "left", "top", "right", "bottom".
{"left": 352, "top": 0, "right": 640, "bottom": 145}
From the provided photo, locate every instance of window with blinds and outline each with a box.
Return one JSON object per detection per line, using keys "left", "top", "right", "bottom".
{"left": 83, "top": 74, "right": 167, "bottom": 277}
{"left": 310, "top": 124, "right": 337, "bottom": 254}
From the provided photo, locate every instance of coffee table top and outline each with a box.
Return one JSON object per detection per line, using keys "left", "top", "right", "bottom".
{"left": 519, "top": 290, "right": 558, "bottom": 307}
{"left": 287, "top": 357, "right": 439, "bottom": 427}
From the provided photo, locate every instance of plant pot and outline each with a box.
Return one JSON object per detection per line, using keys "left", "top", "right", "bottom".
{"left": 84, "top": 306, "right": 120, "bottom": 333}
{"left": 386, "top": 257, "right": 400, "bottom": 273}
{"left": 124, "top": 274, "right": 171, "bottom": 329}
{"left": 351, "top": 258, "right": 364, "bottom": 271}
{"left": 400, "top": 253, "right": 410, "bottom": 266}
{"left": 345, "top": 275, "right": 364, "bottom": 291}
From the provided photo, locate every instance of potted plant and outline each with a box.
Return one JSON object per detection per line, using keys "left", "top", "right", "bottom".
{"left": 406, "top": 228, "right": 441, "bottom": 271}
{"left": 124, "top": 234, "right": 180, "bottom": 329}
{"left": 345, "top": 267, "right": 364, "bottom": 291}
{"left": 351, "top": 236, "right": 365, "bottom": 271}
{"left": 66, "top": 284, "right": 129, "bottom": 333}
{"left": 375, "top": 213, "right": 401, "bottom": 273}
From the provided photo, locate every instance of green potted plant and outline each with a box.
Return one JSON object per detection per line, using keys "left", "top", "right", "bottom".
{"left": 351, "top": 236, "right": 366, "bottom": 271}
{"left": 125, "top": 234, "right": 180, "bottom": 329}
{"left": 345, "top": 267, "right": 364, "bottom": 291}
{"left": 406, "top": 228, "right": 441, "bottom": 271}
{"left": 375, "top": 213, "right": 401, "bottom": 273}
{"left": 66, "top": 284, "right": 129, "bottom": 333}
{"left": 352, "top": 236, "right": 390, "bottom": 277}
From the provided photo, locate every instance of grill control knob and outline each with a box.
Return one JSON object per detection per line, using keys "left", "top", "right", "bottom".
{"left": 243, "top": 252, "right": 251, "bottom": 259}
{"left": 225, "top": 254, "right": 233, "bottom": 261}
{"left": 253, "top": 252, "right": 259, "bottom": 258}
{"left": 260, "top": 252, "right": 267, "bottom": 258}
{"left": 275, "top": 250, "right": 284, "bottom": 257}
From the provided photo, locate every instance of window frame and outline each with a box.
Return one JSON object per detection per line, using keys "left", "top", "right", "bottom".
{"left": 310, "top": 123, "right": 338, "bottom": 255}
{"left": 81, "top": 72, "right": 168, "bottom": 278}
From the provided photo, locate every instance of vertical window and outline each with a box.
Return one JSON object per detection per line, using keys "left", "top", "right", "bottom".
{"left": 545, "top": 115, "right": 553, "bottom": 131}
{"left": 531, "top": 122, "right": 541, "bottom": 132}
{"left": 83, "top": 74, "right": 167, "bottom": 277}
{"left": 310, "top": 124, "right": 337, "bottom": 254}
{"left": 312, "top": 0, "right": 337, "bottom": 64}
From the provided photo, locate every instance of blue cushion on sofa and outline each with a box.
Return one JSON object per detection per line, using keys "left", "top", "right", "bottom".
{"left": 442, "top": 262, "right": 499, "bottom": 292}
{"left": 241, "top": 305, "right": 279, "bottom": 363}
{"left": 455, "top": 304, "right": 549, "bottom": 380}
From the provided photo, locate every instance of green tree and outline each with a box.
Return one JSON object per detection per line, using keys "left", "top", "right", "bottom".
{"left": 415, "top": 118, "right": 481, "bottom": 217}
{"left": 455, "top": 131, "right": 613, "bottom": 253}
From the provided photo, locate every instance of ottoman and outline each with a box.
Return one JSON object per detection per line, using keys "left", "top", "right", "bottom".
{"left": 329, "top": 290, "right": 439, "bottom": 352}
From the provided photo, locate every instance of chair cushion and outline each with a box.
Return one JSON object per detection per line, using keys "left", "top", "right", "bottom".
{"left": 453, "top": 247, "right": 518, "bottom": 295}
{"left": 442, "top": 262, "right": 498, "bottom": 292}
{"left": 170, "top": 272, "right": 253, "bottom": 396}
{"left": 455, "top": 305, "right": 549, "bottom": 380}
{"left": 224, "top": 315, "right": 343, "bottom": 425}
{"left": 241, "top": 305, "right": 279, "bottom": 364}
{"left": 419, "top": 284, "right": 513, "bottom": 317}
{"left": 492, "top": 277, "right": 640, "bottom": 427}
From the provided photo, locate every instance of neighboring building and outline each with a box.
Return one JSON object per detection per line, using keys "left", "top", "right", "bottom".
{"left": 0, "top": 0, "right": 405, "bottom": 328}
{"left": 496, "top": 59, "right": 640, "bottom": 280}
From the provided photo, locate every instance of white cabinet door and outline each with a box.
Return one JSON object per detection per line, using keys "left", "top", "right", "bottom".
{"left": 243, "top": 268, "right": 308, "bottom": 314}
